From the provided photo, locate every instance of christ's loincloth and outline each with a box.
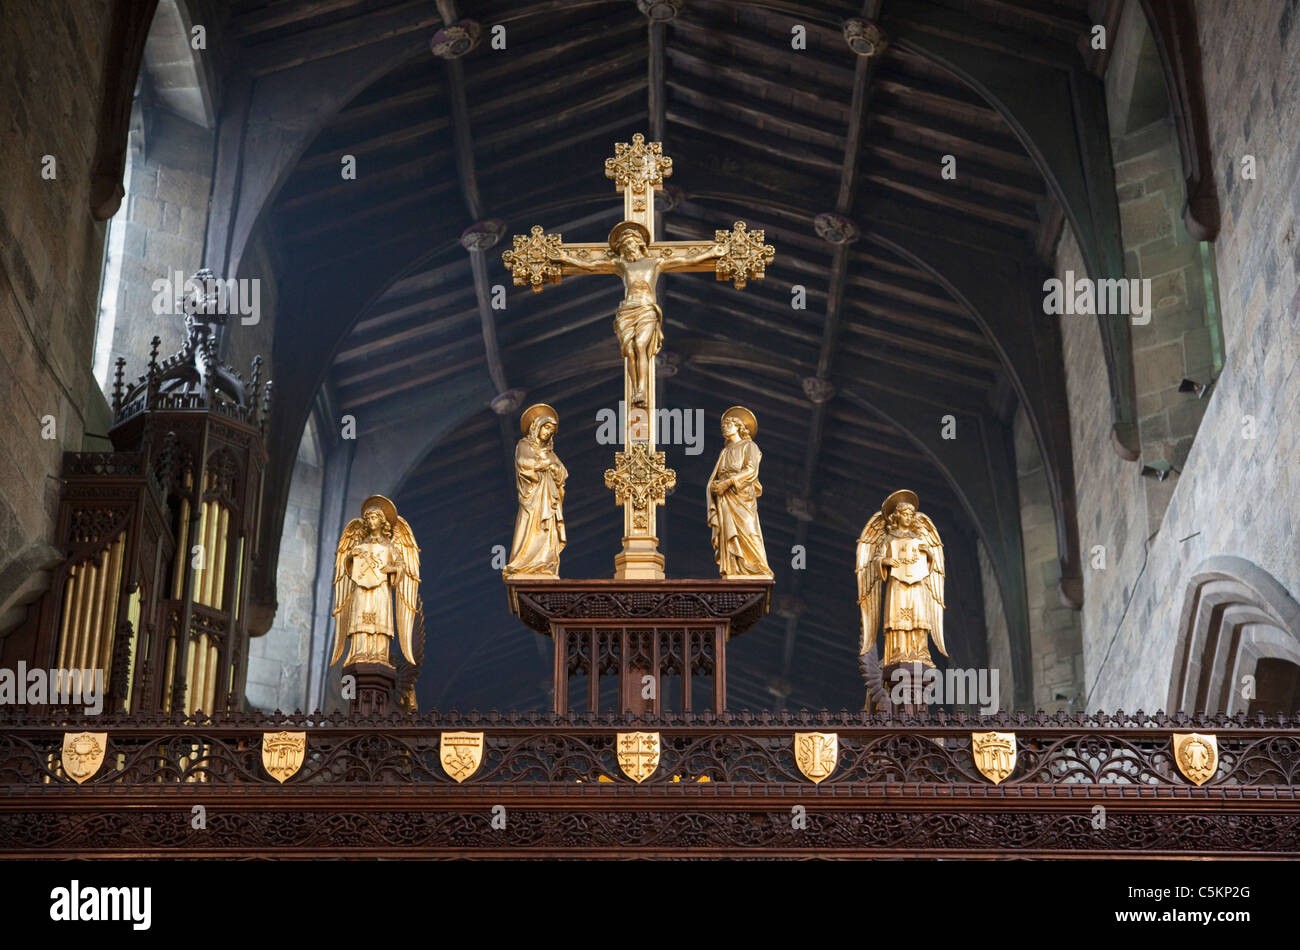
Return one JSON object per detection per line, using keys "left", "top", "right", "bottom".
{"left": 613, "top": 302, "right": 663, "bottom": 360}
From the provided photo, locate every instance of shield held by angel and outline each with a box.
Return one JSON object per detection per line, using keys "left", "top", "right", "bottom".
{"left": 855, "top": 490, "right": 946, "bottom": 670}
{"left": 330, "top": 494, "right": 421, "bottom": 669}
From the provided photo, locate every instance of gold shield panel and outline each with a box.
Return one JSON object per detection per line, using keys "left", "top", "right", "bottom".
{"left": 971, "top": 731, "right": 1016, "bottom": 784}
{"left": 440, "top": 731, "right": 485, "bottom": 782}
{"left": 349, "top": 542, "right": 387, "bottom": 588}
{"left": 261, "top": 731, "right": 307, "bottom": 783}
{"left": 617, "top": 731, "right": 661, "bottom": 783}
{"left": 1172, "top": 732, "right": 1218, "bottom": 786}
{"left": 887, "top": 537, "right": 930, "bottom": 585}
{"left": 794, "top": 732, "right": 838, "bottom": 784}
{"left": 61, "top": 732, "right": 108, "bottom": 784}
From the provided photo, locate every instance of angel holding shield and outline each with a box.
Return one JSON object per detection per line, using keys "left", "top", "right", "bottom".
{"left": 330, "top": 494, "right": 421, "bottom": 668}
{"left": 855, "top": 490, "right": 946, "bottom": 670}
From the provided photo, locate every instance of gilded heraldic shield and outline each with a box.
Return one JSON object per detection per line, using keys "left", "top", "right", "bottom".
{"left": 261, "top": 731, "right": 307, "bottom": 783}
{"left": 61, "top": 731, "right": 108, "bottom": 784}
{"left": 886, "top": 536, "right": 930, "bottom": 585}
{"left": 440, "top": 731, "right": 485, "bottom": 783}
{"left": 971, "top": 731, "right": 1017, "bottom": 784}
{"left": 1172, "top": 732, "right": 1218, "bottom": 786}
{"left": 617, "top": 731, "right": 661, "bottom": 783}
{"left": 794, "top": 732, "right": 838, "bottom": 784}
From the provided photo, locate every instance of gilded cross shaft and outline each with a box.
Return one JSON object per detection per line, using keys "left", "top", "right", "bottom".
{"left": 501, "top": 135, "right": 775, "bottom": 579}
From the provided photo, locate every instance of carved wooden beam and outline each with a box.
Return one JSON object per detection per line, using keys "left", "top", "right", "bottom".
{"left": 202, "top": 32, "right": 429, "bottom": 284}
{"left": 648, "top": 20, "right": 666, "bottom": 142}
{"left": 243, "top": 0, "right": 441, "bottom": 75}
{"left": 777, "top": 17, "right": 888, "bottom": 685}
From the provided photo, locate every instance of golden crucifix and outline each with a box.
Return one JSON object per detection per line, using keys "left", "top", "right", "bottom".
{"left": 502, "top": 134, "right": 775, "bottom": 580}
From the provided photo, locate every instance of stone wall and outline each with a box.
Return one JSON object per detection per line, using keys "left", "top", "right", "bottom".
{"left": 0, "top": 2, "right": 113, "bottom": 633}
{"left": 1058, "top": 224, "right": 1154, "bottom": 707}
{"left": 1105, "top": 0, "right": 1223, "bottom": 535}
{"left": 978, "top": 539, "right": 1014, "bottom": 713}
{"left": 96, "top": 108, "right": 214, "bottom": 386}
{"left": 246, "top": 418, "right": 323, "bottom": 712}
{"left": 1014, "top": 408, "right": 1084, "bottom": 711}
{"left": 977, "top": 406, "right": 1085, "bottom": 714}
{"left": 1115, "top": 112, "right": 1219, "bottom": 535}
{"left": 222, "top": 229, "right": 279, "bottom": 386}
{"left": 1072, "top": 0, "right": 1300, "bottom": 710}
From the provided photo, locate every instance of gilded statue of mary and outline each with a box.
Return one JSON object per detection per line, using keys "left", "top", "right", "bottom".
{"left": 504, "top": 403, "right": 567, "bottom": 577}
{"left": 707, "top": 406, "right": 773, "bottom": 578}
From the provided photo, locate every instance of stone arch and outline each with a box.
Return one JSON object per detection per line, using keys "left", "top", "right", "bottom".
{"left": 93, "top": 0, "right": 223, "bottom": 394}
{"left": 1168, "top": 556, "right": 1300, "bottom": 714}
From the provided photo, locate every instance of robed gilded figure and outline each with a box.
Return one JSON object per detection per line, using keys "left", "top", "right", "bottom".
{"left": 707, "top": 406, "right": 773, "bottom": 578}
{"left": 504, "top": 403, "right": 568, "bottom": 577}
{"left": 856, "top": 490, "right": 946, "bottom": 667}
{"left": 549, "top": 221, "right": 723, "bottom": 408}
{"left": 331, "top": 494, "right": 421, "bottom": 668}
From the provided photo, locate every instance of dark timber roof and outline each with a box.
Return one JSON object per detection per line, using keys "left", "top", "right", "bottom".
{"left": 225, "top": 0, "right": 1110, "bottom": 712}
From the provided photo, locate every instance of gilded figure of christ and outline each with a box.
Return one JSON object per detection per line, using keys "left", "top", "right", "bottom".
{"left": 549, "top": 221, "right": 723, "bottom": 408}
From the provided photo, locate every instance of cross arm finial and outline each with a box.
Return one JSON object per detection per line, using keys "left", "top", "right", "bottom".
{"left": 606, "top": 133, "right": 672, "bottom": 225}
{"left": 713, "top": 221, "right": 775, "bottom": 289}
{"left": 501, "top": 225, "right": 614, "bottom": 292}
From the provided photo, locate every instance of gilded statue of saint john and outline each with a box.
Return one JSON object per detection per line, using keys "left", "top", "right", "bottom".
{"left": 707, "top": 406, "right": 773, "bottom": 578}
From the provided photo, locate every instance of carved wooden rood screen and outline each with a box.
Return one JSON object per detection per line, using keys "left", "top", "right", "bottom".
{"left": 5, "top": 216, "right": 1300, "bottom": 859}
{"left": 1, "top": 712, "right": 1300, "bottom": 857}
{"left": 507, "top": 580, "right": 770, "bottom": 716}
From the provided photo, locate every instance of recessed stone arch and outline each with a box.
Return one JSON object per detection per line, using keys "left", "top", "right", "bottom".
{"left": 1168, "top": 556, "right": 1300, "bottom": 715}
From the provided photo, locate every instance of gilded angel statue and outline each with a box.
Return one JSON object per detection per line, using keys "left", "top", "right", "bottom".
{"left": 503, "top": 403, "right": 567, "bottom": 577}
{"left": 330, "top": 494, "right": 420, "bottom": 668}
{"left": 707, "top": 406, "right": 773, "bottom": 578}
{"left": 856, "top": 490, "right": 946, "bottom": 669}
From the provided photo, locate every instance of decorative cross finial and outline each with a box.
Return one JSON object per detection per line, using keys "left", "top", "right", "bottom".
{"left": 606, "top": 134, "right": 673, "bottom": 222}
{"left": 714, "top": 222, "right": 774, "bottom": 289}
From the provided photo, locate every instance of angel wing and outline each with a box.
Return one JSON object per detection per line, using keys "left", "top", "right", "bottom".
{"left": 396, "top": 593, "right": 426, "bottom": 713}
{"left": 915, "top": 510, "right": 947, "bottom": 658}
{"left": 329, "top": 517, "right": 368, "bottom": 665}
{"left": 855, "top": 510, "right": 886, "bottom": 656}
{"left": 391, "top": 514, "right": 422, "bottom": 666}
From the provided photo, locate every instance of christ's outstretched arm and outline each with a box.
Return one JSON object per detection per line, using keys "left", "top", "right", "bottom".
{"left": 552, "top": 246, "right": 617, "bottom": 274}
{"left": 658, "top": 242, "right": 727, "bottom": 272}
